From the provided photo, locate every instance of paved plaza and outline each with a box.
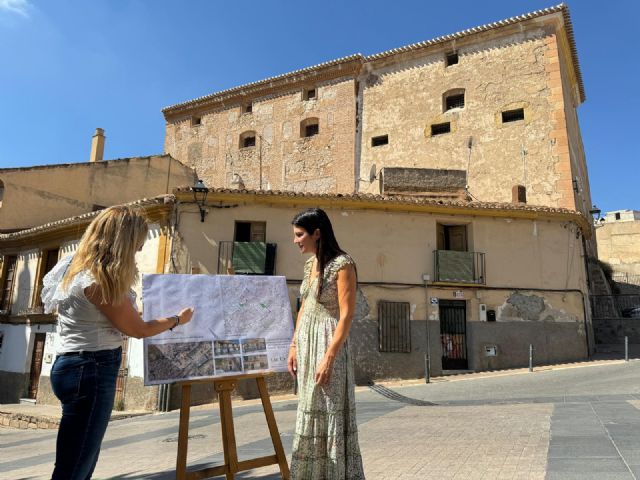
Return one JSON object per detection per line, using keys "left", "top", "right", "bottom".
{"left": 3, "top": 360, "right": 640, "bottom": 479}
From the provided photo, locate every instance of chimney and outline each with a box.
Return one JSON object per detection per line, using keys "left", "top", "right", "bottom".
{"left": 90, "top": 128, "right": 105, "bottom": 162}
{"left": 512, "top": 185, "right": 527, "bottom": 204}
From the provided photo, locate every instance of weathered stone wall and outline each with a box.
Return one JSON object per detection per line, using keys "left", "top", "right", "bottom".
{"left": 164, "top": 78, "right": 357, "bottom": 193}
{"left": 597, "top": 220, "right": 640, "bottom": 276}
{"left": 358, "top": 26, "right": 582, "bottom": 210}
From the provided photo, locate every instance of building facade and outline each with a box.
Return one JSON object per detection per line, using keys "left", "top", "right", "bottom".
{"left": 0, "top": 153, "right": 195, "bottom": 231}
{"left": 162, "top": 5, "right": 591, "bottom": 218}
{"left": 0, "top": 199, "right": 173, "bottom": 406}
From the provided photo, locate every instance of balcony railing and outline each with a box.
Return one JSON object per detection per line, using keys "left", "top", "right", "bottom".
{"left": 217, "top": 241, "right": 277, "bottom": 275}
{"left": 433, "top": 250, "right": 485, "bottom": 285}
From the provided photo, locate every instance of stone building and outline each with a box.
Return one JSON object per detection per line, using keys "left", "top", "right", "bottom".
{"left": 596, "top": 210, "right": 640, "bottom": 280}
{"left": 162, "top": 4, "right": 591, "bottom": 219}
{"left": 0, "top": 129, "right": 196, "bottom": 231}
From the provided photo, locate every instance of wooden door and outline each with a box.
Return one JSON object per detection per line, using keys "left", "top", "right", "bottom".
{"left": 28, "top": 333, "right": 46, "bottom": 399}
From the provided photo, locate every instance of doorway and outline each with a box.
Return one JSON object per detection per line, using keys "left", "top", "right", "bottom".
{"left": 439, "top": 300, "right": 468, "bottom": 370}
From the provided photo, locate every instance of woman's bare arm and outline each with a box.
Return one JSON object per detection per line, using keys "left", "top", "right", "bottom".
{"left": 85, "top": 285, "right": 193, "bottom": 339}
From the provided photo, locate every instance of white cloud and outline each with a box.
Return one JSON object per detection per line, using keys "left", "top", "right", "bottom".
{"left": 0, "top": 0, "right": 31, "bottom": 17}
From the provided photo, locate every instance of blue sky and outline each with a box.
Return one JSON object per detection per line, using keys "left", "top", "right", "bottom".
{"left": 0, "top": 1, "right": 637, "bottom": 213}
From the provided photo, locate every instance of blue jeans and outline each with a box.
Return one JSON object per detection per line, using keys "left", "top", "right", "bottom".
{"left": 51, "top": 347, "right": 122, "bottom": 480}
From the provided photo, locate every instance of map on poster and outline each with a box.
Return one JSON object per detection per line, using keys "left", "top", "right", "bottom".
{"left": 142, "top": 274, "right": 294, "bottom": 385}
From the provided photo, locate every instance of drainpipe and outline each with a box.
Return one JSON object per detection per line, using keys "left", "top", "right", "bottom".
{"left": 423, "top": 274, "right": 432, "bottom": 383}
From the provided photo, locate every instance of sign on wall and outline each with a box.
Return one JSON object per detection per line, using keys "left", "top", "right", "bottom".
{"left": 142, "top": 274, "right": 294, "bottom": 385}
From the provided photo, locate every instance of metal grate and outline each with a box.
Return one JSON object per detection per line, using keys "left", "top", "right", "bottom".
{"left": 378, "top": 301, "right": 411, "bottom": 353}
{"left": 502, "top": 108, "right": 524, "bottom": 123}
{"left": 445, "top": 94, "right": 465, "bottom": 110}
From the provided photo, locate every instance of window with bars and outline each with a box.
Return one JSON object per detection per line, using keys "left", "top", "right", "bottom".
{"left": 378, "top": 301, "right": 411, "bottom": 353}
{"left": 501, "top": 108, "right": 525, "bottom": 123}
{"left": 445, "top": 93, "right": 465, "bottom": 111}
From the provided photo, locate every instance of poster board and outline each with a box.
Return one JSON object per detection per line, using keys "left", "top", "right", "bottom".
{"left": 142, "top": 274, "right": 294, "bottom": 386}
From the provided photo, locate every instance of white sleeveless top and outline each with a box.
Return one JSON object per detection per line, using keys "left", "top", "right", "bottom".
{"left": 42, "top": 256, "right": 123, "bottom": 354}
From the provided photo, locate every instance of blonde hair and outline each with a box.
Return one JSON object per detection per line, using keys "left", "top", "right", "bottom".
{"left": 63, "top": 205, "right": 149, "bottom": 305}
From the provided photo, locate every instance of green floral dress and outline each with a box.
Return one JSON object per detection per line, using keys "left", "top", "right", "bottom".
{"left": 291, "top": 254, "right": 365, "bottom": 479}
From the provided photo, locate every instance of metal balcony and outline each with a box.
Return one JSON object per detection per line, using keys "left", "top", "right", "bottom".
{"left": 217, "top": 241, "right": 277, "bottom": 275}
{"left": 433, "top": 250, "right": 485, "bottom": 285}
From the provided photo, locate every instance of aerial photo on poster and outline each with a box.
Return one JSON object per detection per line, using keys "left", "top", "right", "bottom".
{"left": 142, "top": 274, "right": 294, "bottom": 385}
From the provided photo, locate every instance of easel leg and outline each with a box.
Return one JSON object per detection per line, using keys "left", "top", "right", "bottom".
{"left": 176, "top": 384, "right": 191, "bottom": 480}
{"left": 256, "top": 376, "right": 290, "bottom": 480}
{"left": 215, "top": 379, "right": 239, "bottom": 480}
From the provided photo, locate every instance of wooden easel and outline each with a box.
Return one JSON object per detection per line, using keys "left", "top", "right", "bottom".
{"left": 176, "top": 373, "right": 290, "bottom": 480}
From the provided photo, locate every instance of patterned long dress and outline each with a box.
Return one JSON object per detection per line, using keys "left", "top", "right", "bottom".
{"left": 291, "top": 254, "right": 365, "bottom": 479}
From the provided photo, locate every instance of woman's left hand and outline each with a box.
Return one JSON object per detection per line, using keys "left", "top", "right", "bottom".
{"left": 315, "top": 353, "right": 336, "bottom": 385}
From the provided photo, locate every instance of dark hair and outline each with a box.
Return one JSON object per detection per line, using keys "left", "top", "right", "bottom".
{"left": 292, "top": 208, "right": 345, "bottom": 297}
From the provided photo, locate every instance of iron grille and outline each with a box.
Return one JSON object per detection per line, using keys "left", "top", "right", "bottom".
{"left": 502, "top": 108, "right": 524, "bottom": 123}
{"left": 445, "top": 94, "right": 465, "bottom": 110}
{"left": 378, "top": 301, "right": 411, "bottom": 353}
{"left": 434, "top": 250, "right": 485, "bottom": 284}
{"left": 217, "top": 241, "right": 277, "bottom": 275}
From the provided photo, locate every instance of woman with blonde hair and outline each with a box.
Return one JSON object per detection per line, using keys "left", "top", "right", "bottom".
{"left": 42, "top": 205, "right": 193, "bottom": 480}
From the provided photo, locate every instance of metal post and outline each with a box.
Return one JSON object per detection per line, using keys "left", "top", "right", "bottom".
{"left": 625, "top": 336, "right": 629, "bottom": 362}
{"left": 424, "top": 279, "right": 431, "bottom": 384}
{"left": 529, "top": 344, "right": 533, "bottom": 372}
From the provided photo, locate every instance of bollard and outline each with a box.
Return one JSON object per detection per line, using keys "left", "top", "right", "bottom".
{"left": 529, "top": 344, "right": 533, "bottom": 372}
{"left": 625, "top": 336, "right": 629, "bottom": 362}
{"left": 424, "top": 353, "right": 431, "bottom": 384}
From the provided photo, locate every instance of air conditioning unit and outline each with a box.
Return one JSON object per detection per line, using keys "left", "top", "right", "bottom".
{"left": 479, "top": 303, "right": 487, "bottom": 322}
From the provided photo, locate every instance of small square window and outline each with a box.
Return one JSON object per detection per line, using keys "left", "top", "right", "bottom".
{"left": 305, "top": 123, "right": 319, "bottom": 137}
{"left": 243, "top": 103, "right": 253, "bottom": 114}
{"left": 243, "top": 136, "right": 256, "bottom": 148}
{"left": 304, "top": 88, "right": 316, "bottom": 101}
{"left": 445, "top": 94, "right": 465, "bottom": 111}
{"left": 431, "top": 122, "right": 451, "bottom": 136}
{"left": 191, "top": 116, "right": 201, "bottom": 127}
{"left": 446, "top": 52, "right": 459, "bottom": 67}
{"left": 502, "top": 108, "right": 525, "bottom": 123}
{"left": 371, "top": 135, "right": 389, "bottom": 147}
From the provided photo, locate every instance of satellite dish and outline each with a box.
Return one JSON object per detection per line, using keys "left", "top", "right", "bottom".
{"left": 369, "top": 164, "right": 377, "bottom": 183}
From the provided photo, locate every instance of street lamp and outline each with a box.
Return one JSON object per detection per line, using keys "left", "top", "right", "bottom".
{"left": 192, "top": 179, "right": 209, "bottom": 222}
{"left": 589, "top": 205, "right": 602, "bottom": 224}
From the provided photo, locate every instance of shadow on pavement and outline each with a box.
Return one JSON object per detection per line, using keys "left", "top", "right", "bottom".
{"left": 368, "top": 384, "right": 436, "bottom": 406}
{"left": 104, "top": 464, "right": 283, "bottom": 479}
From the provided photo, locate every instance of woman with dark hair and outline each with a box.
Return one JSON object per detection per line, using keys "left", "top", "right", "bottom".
{"left": 288, "top": 207, "right": 365, "bottom": 479}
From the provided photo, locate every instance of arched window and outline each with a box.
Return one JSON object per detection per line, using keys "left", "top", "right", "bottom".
{"left": 239, "top": 131, "right": 256, "bottom": 149}
{"left": 300, "top": 117, "right": 319, "bottom": 138}
{"left": 0, "top": 179, "right": 4, "bottom": 207}
{"left": 443, "top": 88, "right": 465, "bottom": 112}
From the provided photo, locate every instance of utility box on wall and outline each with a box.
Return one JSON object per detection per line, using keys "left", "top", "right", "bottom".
{"left": 487, "top": 309, "right": 496, "bottom": 322}
{"left": 479, "top": 304, "right": 487, "bottom": 321}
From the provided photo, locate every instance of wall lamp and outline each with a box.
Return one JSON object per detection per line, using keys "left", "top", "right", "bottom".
{"left": 192, "top": 179, "right": 209, "bottom": 222}
{"left": 589, "top": 204, "right": 602, "bottom": 223}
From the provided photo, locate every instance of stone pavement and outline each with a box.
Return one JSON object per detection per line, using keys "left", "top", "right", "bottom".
{"left": 3, "top": 359, "right": 640, "bottom": 479}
